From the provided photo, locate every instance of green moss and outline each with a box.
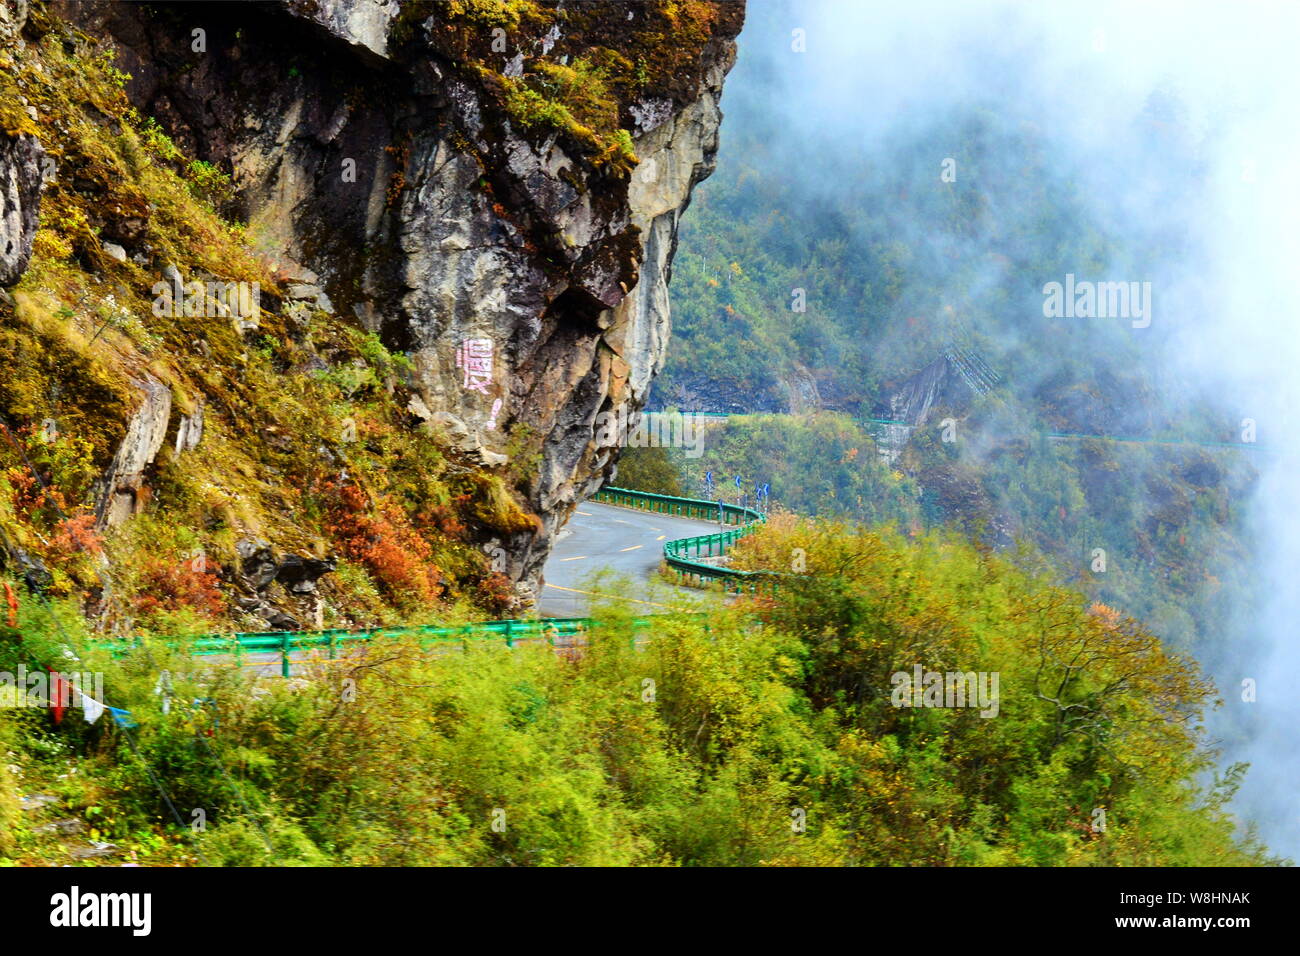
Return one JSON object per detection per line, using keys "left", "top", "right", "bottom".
{"left": 414, "top": 1, "right": 735, "bottom": 178}
{"left": 499, "top": 57, "right": 638, "bottom": 173}
{"left": 184, "top": 159, "right": 234, "bottom": 210}
{"left": 553, "top": 0, "right": 739, "bottom": 110}
{"left": 445, "top": 0, "right": 539, "bottom": 30}
{"left": 1, "top": 296, "right": 134, "bottom": 462}
{"left": 0, "top": 63, "right": 39, "bottom": 137}
{"left": 462, "top": 472, "right": 542, "bottom": 535}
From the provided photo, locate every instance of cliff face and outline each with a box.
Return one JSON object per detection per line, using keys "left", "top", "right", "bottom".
{"left": 0, "top": 127, "right": 43, "bottom": 286}
{"left": 868, "top": 345, "right": 1003, "bottom": 460}
{"left": 10, "top": 0, "right": 742, "bottom": 614}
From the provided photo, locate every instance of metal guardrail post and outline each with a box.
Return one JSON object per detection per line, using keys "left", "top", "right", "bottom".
{"left": 281, "top": 635, "right": 291, "bottom": 678}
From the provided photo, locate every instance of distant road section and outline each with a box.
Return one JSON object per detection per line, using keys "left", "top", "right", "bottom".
{"left": 539, "top": 501, "right": 725, "bottom": 617}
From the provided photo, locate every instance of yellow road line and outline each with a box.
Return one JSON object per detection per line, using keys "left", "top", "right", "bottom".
{"left": 559, "top": 555, "right": 587, "bottom": 561}
{"left": 576, "top": 510, "right": 593, "bottom": 516}
{"left": 543, "top": 583, "right": 676, "bottom": 610}
{"left": 656, "top": 534, "right": 666, "bottom": 541}
{"left": 618, "top": 544, "right": 643, "bottom": 552}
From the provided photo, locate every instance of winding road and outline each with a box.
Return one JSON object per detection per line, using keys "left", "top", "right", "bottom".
{"left": 538, "top": 500, "right": 725, "bottom": 617}
{"left": 220, "top": 499, "right": 722, "bottom": 674}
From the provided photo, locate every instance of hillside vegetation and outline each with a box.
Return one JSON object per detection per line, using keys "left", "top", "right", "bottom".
{"left": 0, "top": 0, "right": 1276, "bottom": 869}
{"left": 0, "top": 519, "right": 1276, "bottom": 865}
{"left": 626, "top": 2, "right": 1260, "bottom": 763}
{"left": 0, "top": 6, "right": 524, "bottom": 638}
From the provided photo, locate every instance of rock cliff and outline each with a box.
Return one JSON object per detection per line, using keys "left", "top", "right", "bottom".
{"left": 0, "top": 128, "right": 43, "bottom": 287}
{"left": 3, "top": 0, "right": 743, "bottom": 616}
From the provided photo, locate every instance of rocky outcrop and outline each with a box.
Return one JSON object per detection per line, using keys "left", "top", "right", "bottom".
{"left": 67, "top": 0, "right": 744, "bottom": 608}
{"left": 234, "top": 536, "right": 336, "bottom": 630}
{"left": 236, "top": 537, "right": 336, "bottom": 593}
{"left": 779, "top": 364, "right": 822, "bottom": 415}
{"left": 0, "top": 129, "right": 43, "bottom": 287}
{"left": 94, "top": 376, "right": 171, "bottom": 528}
{"left": 871, "top": 346, "right": 1002, "bottom": 464}
{"left": 875, "top": 354, "right": 975, "bottom": 429}
{"left": 284, "top": 0, "right": 401, "bottom": 61}
{"left": 1, "top": 0, "right": 42, "bottom": 287}
{"left": 174, "top": 402, "right": 203, "bottom": 454}
{"left": 519, "top": 40, "right": 737, "bottom": 594}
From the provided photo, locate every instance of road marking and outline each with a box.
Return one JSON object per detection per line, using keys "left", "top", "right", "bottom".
{"left": 656, "top": 535, "right": 666, "bottom": 541}
{"left": 612, "top": 519, "right": 633, "bottom": 525}
{"left": 576, "top": 510, "right": 593, "bottom": 516}
{"left": 543, "top": 583, "right": 676, "bottom": 610}
{"left": 618, "top": 544, "right": 643, "bottom": 552}
{"left": 559, "top": 555, "right": 587, "bottom": 561}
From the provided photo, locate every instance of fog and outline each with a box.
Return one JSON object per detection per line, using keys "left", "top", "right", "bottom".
{"left": 706, "top": 0, "right": 1300, "bottom": 858}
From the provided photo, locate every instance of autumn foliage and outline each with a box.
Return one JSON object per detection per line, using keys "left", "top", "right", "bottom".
{"left": 131, "top": 554, "right": 226, "bottom": 619}
{"left": 324, "top": 481, "right": 443, "bottom": 608}
{"left": 49, "top": 513, "right": 103, "bottom": 558}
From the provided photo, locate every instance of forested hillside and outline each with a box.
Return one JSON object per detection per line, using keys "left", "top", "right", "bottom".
{"left": 1, "top": 527, "right": 1276, "bottom": 866}
{"left": 623, "top": 0, "right": 1263, "bottom": 749}
{"left": 608, "top": 3, "right": 1289, "bottom": 866}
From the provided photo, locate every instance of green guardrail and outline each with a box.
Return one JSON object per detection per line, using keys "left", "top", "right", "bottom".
{"left": 593, "top": 486, "right": 776, "bottom": 593}
{"left": 97, "top": 487, "right": 777, "bottom": 675}
{"left": 105, "top": 617, "right": 633, "bottom": 677}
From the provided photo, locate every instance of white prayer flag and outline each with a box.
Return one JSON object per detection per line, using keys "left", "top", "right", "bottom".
{"left": 81, "top": 692, "right": 104, "bottom": 725}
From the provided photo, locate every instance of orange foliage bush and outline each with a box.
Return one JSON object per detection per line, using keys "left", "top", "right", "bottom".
{"left": 5, "top": 466, "right": 46, "bottom": 521}
{"left": 475, "top": 571, "right": 514, "bottom": 615}
{"left": 421, "top": 493, "right": 472, "bottom": 540}
{"left": 50, "top": 513, "right": 104, "bottom": 558}
{"left": 131, "top": 554, "right": 226, "bottom": 619}
{"left": 325, "top": 482, "right": 443, "bottom": 607}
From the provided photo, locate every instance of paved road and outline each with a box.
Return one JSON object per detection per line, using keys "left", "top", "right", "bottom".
{"left": 539, "top": 501, "right": 724, "bottom": 617}
{"left": 201, "top": 500, "right": 723, "bottom": 675}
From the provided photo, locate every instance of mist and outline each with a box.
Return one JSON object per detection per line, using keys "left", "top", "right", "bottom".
{"left": 696, "top": 0, "right": 1300, "bottom": 857}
